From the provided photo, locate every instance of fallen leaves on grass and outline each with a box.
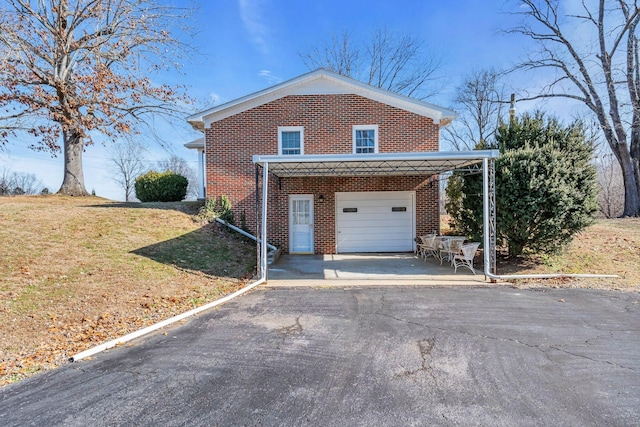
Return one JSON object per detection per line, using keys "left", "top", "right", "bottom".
{"left": 0, "top": 196, "right": 256, "bottom": 386}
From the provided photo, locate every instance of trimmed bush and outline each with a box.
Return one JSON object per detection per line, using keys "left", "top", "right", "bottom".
{"left": 446, "top": 111, "right": 598, "bottom": 257}
{"left": 135, "top": 171, "right": 188, "bottom": 202}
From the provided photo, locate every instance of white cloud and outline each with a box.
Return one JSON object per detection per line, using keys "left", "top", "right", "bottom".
{"left": 258, "top": 69, "right": 282, "bottom": 85}
{"left": 238, "top": 0, "right": 270, "bottom": 54}
{"left": 209, "top": 92, "right": 225, "bottom": 105}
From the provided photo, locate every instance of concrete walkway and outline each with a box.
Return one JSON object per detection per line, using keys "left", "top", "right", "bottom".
{"left": 265, "top": 253, "right": 489, "bottom": 287}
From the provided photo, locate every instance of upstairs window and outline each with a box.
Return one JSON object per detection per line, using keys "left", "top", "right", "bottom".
{"left": 278, "top": 126, "right": 304, "bottom": 155}
{"left": 353, "top": 125, "right": 378, "bottom": 154}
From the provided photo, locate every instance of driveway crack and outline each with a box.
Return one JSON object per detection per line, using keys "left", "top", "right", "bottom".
{"left": 547, "top": 345, "right": 639, "bottom": 373}
{"left": 397, "top": 338, "right": 438, "bottom": 385}
{"left": 372, "top": 311, "right": 638, "bottom": 372}
{"left": 278, "top": 316, "right": 303, "bottom": 344}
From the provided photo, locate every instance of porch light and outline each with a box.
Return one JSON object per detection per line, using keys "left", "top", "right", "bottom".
{"left": 318, "top": 194, "right": 325, "bottom": 202}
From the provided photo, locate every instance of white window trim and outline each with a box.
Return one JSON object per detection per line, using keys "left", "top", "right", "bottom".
{"left": 352, "top": 124, "right": 379, "bottom": 154}
{"left": 278, "top": 126, "right": 304, "bottom": 155}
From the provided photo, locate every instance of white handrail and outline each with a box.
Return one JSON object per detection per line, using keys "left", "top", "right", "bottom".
{"left": 215, "top": 218, "right": 277, "bottom": 252}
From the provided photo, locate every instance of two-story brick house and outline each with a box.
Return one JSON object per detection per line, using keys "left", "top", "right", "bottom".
{"left": 187, "top": 69, "right": 459, "bottom": 256}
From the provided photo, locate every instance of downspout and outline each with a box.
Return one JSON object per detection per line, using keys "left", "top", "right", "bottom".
{"left": 198, "top": 148, "right": 205, "bottom": 199}
{"left": 486, "top": 271, "right": 619, "bottom": 280}
{"left": 70, "top": 276, "right": 266, "bottom": 362}
{"left": 72, "top": 166, "right": 272, "bottom": 362}
{"left": 215, "top": 218, "right": 277, "bottom": 252}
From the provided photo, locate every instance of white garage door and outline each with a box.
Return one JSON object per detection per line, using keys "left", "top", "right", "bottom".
{"left": 336, "top": 191, "right": 415, "bottom": 253}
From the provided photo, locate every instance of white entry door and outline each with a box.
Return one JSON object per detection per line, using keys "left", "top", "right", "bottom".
{"left": 289, "top": 195, "right": 314, "bottom": 253}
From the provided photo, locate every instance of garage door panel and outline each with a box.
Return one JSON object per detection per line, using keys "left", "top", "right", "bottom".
{"left": 336, "top": 191, "right": 415, "bottom": 253}
{"left": 337, "top": 202, "right": 412, "bottom": 209}
{"left": 339, "top": 228, "right": 413, "bottom": 237}
{"left": 339, "top": 221, "right": 413, "bottom": 231}
{"left": 337, "top": 199, "right": 411, "bottom": 207}
{"left": 341, "top": 212, "right": 413, "bottom": 227}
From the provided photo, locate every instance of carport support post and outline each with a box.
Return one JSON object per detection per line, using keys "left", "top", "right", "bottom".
{"left": 255, "top": 165, "right": 261, "bottom": 279}
{"left": 261, "top": 162, "right": 269, "bottom": 281}
{"left": 482, "top": 157, "right": 497, "bottom": 281}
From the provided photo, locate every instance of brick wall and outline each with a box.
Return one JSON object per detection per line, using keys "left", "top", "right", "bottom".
{"left": 205, "top": 93, "right": 441, "bottom": 254}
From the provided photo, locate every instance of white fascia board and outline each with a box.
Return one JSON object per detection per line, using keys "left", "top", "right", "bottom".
{"left": 187, "top": 70, "right": 327, "bottom": 128}
{"left": 188, "top": 69, "right": 457, "bottom": 129}
{"left": 184, "top": 137, "right": 205, "bottom": 150}
{"left": 253, "top": 150, "right": 499, "bottom": 165}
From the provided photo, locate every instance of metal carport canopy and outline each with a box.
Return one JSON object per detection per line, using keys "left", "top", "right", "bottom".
{"left": 252, "top": 150, "right": 500, "bottom": 281}
{"left": 252, "top": 150, "right": 499, "bottom": 177}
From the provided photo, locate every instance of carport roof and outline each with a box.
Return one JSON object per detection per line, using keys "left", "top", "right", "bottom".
{"left": 253, "top": 150, "right": 499, "bottom": 177}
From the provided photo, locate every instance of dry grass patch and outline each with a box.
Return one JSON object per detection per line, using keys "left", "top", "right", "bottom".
{"left": 492, "top": 218, "right": 640, "bottom": 291}
{"left": 442, "top": 214, "right": 640, "bottom": 291}
{"left": 0, "top": 195, "right": 256, "bottom": 386}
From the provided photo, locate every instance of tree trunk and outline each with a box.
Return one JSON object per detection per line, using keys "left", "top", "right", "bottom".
{"left": 619, "top": 146, "right": 640, "bottom": 217}
{"left": 57, "top": 129, "right": 90, "bottom": 196}
{"left": 632, "top": 130, "right": 640, "bottom": 217}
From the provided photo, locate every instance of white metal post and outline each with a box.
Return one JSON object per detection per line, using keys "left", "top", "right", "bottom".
{"left": 482, "top": 158, "right": 490, "bottom": 279}
{"left": 197, "top": 149, "right": 205, "bottom": 199}
{"left": 261, "top": 162, "right": 269, "bottom": 280}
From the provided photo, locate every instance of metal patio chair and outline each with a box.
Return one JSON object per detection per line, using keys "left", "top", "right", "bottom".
{"left": 418, "top": 234, "right": 437, "bottom": 260}
{"left": 453, "top": 242, "right": 481, "bottom": 274}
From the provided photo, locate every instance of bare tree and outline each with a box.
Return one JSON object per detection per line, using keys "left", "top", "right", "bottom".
{"left": 583, "top": 118, "right": 626, "bottom": 217}
{"left": 0, "top": 168, "right": 11, "bottom": 196}
{"left": 302, "top": 30, "right": 360, "bottom": 79}
{"left": 443, "top": 68, "right": 507, "bottom": 150}
{"left": 157, "top": 155, "right": 198, "bottom": 200}
{"left": 596, "top": 152, "right": 626, "bottom": 218}
{"left": 301, "top": 27, "right": 441, "bottom": 99}
{"left": 0, "top": 167, "right": 44, "bottom": 195}
{"left": 509, "top": 0, "right": 640, "bottom": 216}
{"left": 109, "top": 140, "right": 147, "bottom": 202}
{"left": 12, "top": 171, "right": 44, "bottom": 195}
{"left": 0, "top": 1, "right": 194, "bottom": 196}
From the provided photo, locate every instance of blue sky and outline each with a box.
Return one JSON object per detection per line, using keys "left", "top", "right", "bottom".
{"left": 1, "top": 0, "right": 566, "bottom": 201}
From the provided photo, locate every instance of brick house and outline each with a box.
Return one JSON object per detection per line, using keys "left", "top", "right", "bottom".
{"left": 187, "top": 69, "right": 461, "bottom": 256}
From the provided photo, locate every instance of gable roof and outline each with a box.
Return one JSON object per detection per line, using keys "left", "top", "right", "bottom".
{"left": 187, "top": 69, "right": 456, "bottom": 131}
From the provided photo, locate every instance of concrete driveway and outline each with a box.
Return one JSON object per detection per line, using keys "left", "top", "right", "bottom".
{"left": 1, "top": 286, "right": 639, "bottom": 426}
{"left": 267, "top": 253, "right": 488, "bottom": 286}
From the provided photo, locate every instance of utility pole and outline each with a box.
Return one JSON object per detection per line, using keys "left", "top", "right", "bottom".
{"left": 509, "top": 93, "right": 516, "bottom": 124}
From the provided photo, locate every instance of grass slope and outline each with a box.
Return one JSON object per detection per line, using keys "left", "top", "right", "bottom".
{"left": 504, "top": 218, "right": 640, "bottom": 290}
{"left": 0, "top": 196, "right": 256, "bottom": 386}
{"left": 1, "top": 197, "right": 638, "bottom": 386}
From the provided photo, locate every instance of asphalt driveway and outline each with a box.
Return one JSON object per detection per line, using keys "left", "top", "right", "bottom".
{"left": 1, "top": 286, "right": 639, "bottom": 426}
